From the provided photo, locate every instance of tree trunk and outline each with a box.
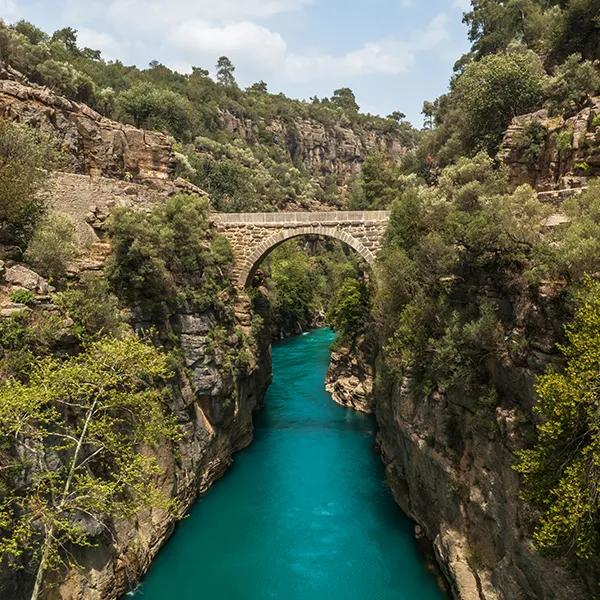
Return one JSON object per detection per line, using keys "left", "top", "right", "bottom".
{"left": 30, "top": 525, "right": 53, "bottom": 600}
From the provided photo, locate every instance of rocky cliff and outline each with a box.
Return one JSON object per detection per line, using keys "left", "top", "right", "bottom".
{"left": 219, "top": 109, "right": 409, "bottom": 183}
{"left": 325, "top": 337, "right": 374, "bottom": 414}
{"left": 373, "top": 285, "right": 595, "bottom": 600}
{"left": 498, "top": 97, "right": 600, "bottom": 202}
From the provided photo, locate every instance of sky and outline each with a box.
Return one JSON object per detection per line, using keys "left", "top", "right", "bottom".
{"left": 0, "top": 0, "right": 472, "bottom": 126}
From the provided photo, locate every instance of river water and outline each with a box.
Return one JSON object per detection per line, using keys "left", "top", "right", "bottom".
{"left": 131, "top": 328, "right": 446, "bottom": 599}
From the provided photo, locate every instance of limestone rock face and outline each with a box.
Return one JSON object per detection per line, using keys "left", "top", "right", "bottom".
{"left": 498, "top": 97, "right": 600, "bottom": 199}
{"left": 374, "top": 290, "right": 593, "bottom": 600}
{"left": 0, "top": 68, "right": 177, "bottom": 186}
{"left": 325, "top": 338, "right": 374, "bottom": 413}
{"left": 4, "top": 264, "right": 50, "bottom": 294}
{"left": 219, "top": 109, "right": 409, "bottom": 183}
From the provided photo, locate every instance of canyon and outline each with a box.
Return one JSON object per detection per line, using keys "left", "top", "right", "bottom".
{"left": 0, "top": 63, "right": 597, "bottom": 600}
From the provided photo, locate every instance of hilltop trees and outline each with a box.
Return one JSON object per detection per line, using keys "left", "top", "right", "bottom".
{"left": 216, "top": 56, "right": 236, "bottom": 87}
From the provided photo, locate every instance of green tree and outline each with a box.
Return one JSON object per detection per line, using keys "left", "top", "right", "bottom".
{"left": 453, "top": 49, "right": 547, "bottom": 153}
{"left": 24, "top": 213, "right": 78, "bottom": 281}
{"left": 115, "top": 83, "right": 195, "bottom": 139}
{"left": 0, "top": 119, "right": 58, "bottom": 247}
{"left": 216, "top": 56, "right": 236, "bottom": 87}
{"left": 331, "top": 88, "right": 359, "bottom": 113}
{"left": 0, "top": 336, "right": 178, "bottom": 599}
{"left": 515, "top": 279, "right": 600, "bottom": 559}
{"left": 328, "top": 277, "right": 369, "bottom": 343}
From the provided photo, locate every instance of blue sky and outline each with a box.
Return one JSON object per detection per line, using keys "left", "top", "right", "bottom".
{"left": 0, "top": 0, "right": 472, "bottom": 126}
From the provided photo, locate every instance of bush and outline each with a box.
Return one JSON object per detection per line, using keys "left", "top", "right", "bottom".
{"left": 453, "top": 49, "right": 547, "bottom": 154}
{"left": 0, "top": 119, "right": 58, "bottom": 246}
{"left": 555, "top": 130, "right": 573, "bottom": 152}
{"left": 106, "top": 194, "right": 231, "bottom": 318}
{"left": 8, "top": 289, "right": 35, "bottom": 306}
{"left": 53, "top": 274, "right": 125, "bottom": 341}
{"left": 515, "top": 279, "right": 600, "bottom": 560}
{"left": 24, "top": 213, "right": 77, "bottom": 281}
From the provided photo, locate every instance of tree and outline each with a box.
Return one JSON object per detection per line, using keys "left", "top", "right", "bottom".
{"left": 387, "top": 111, "right": 406, "bottom": 123}
{"left": 331, "top": 87, "right": 359, "bottom": 113}
{"left": 115, "top": 82, "right": 195, "bottom": 139}
{"left": 51, "top": 27, "right": 78, "bottom": 52}
{"left": 453, "top": 49, "right": 547, "bottom": 153}
{"left": 248, "top": 80, "right": 268, "bottom": 93}
{"left": 515, "top": 279, "right": 600, "bottom": 559}
{"left": 0, "top": 119, "right": 58, "bottom": 247}
{"left": 216, "top": 56, "right": 236, "bottom": 87}
{"left": 328, "top": 277, "right": 369, "bottom": 343}
{"left": 0, "top": 336, "right": 178, "bottom": 600}
{"left": 24, "top": 213, "right": 78, "bottom": 281}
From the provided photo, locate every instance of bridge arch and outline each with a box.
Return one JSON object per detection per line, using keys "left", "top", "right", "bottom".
{"left": 238, "top": 226, "right": 377, "bottom": 288}
{"left": 213, "top": 211, "right": 390, "bottom": 289}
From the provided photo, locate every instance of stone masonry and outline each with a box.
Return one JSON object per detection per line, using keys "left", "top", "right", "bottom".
{"left": 214, "top": 211, "right": 390, "bottom": 288}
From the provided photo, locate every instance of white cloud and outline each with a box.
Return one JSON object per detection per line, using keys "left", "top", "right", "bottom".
{"left": 0, "top": 0, "right": 19, "bottom": 21}
{"left": 76, "top": 28, "right": 123, "bottom": 60}
{"left": 168, "top": 20, "right": 287, "bottom": 71}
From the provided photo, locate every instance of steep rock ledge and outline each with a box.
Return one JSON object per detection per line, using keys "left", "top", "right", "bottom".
{"left": 54, "top": 298, "right": 272, "bottom": 600}
{"left": 373, "top": 291, "right": 593, "bottom": 600}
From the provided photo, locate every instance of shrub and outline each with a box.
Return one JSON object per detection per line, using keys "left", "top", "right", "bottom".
{"left": 515, "top": 279, "right": 600, "bottom": 560}
{"left": 8, "top": 289, "right": 35, "bottom": 306}
{"left": 0, "top": 119, "right": 58, "bottom": 246}
{"left": 516, "top": 121, "right": 547, "bottom": 163}
{"left": 53, "top": 274, "right": 125, "bottom": 341}
{"left": 24, "top": 213, "right": 77, "bottom": 281}
{"left": 106, "top": 194, "right": 231, "bottom": 318}
{"left": 555, "top": 130, "right": 573, "bottom": 152}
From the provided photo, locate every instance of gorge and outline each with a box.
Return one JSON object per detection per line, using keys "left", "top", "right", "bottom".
{"left": 0, "top": 5, "right": 599, "bottom": 600}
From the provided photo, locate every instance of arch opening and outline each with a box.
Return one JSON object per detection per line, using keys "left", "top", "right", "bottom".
{"left": 239, "top": 228, "right": 376, "bottom": 288}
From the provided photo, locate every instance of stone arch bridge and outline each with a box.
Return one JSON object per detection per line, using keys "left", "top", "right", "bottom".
{"left": 214, "top": 211, "right": 390, "bottom": 288}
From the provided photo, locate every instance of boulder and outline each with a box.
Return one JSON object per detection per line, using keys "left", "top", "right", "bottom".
{"left": 4, "top": 264, "right": 49, "bottom": 294}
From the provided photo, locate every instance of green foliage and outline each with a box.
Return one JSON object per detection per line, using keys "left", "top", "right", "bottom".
{"left": 592, "top": 115, "right": 600, "bottom": 128}
{"left": 375, "top": 154, "right": 558, "bottom": 389}
{"left": 106, "top": 194, "right": 232, "bottom": 318}
{"left": 0, "top": 336, "right": 178, "bottom": 593}
{"left": 328, "top": 277, "right": 369, "bottom": 343}
{"left": 555, "top": 130, "right": 573, "bottom": 152}
{"left": 453, "top": 50, "right": 547, "bottom": 154}
{"left": 331, "top": 88, "right": 359, "bottom": 113}
{"left": 545, "top": 53, "right": 600, "bottom": 114}
{"left": 216, "top": 56, "right": 236, "bottom": 87}
{"left": 268, "top": 243, "right": 318, "bottom": 333}
{"left": 53, "top": 274, "right": 125, "bottom": 341}
{"left": 0, "top": 310, "right": 65, "bottom": 380}
{"left": 515, "top": 279, "right": 600, "bottom": 560}
{"left": 115, "top": 82, "right": 195, "bottom": 140}
{"left": 516, "top": 121, "right": 547, "bottom": 163}
{"left": 0, "top": 119, "right": 58, "bottom": 246}
{"left": 24, "top": 213, "right": 78, "bottom": 281}
{"left": 8, "top": 289, "right": 35, "bottom": 306}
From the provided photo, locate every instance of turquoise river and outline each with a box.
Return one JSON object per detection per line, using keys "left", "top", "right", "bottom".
{"left": 131, "top": 328, "right": 446, "bottom": 599}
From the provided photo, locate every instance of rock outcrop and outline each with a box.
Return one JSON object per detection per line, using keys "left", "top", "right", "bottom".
{"left": 219, "top": 110, "right": 409, "bottom": 183}
{"left": 498, "top": 97, "right": 600, "bottom": 201}
{"left": 0, "top": 63, "right": 201, "bottom": 195}
{"left": 374, "top": 287, "right": 593, "bottom": 600}
{"left": 325, "top": 339, "right": 374, "bottom": 413}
